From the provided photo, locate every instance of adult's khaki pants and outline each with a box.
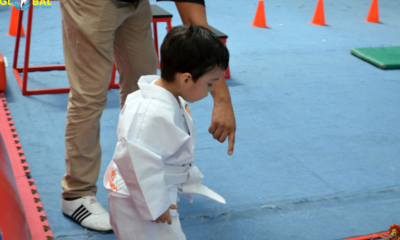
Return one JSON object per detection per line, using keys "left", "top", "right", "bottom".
{"left": 60, "top": 0, "right": 158, "bottom": 199}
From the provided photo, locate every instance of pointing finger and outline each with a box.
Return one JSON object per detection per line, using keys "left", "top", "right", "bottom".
{"left": 228, "top": 131, "right": 235, "bottom": 155}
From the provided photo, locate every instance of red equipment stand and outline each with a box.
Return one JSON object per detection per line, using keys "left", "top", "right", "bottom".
{"left": 13, "top": 4, "right": 173, "bottom": 94}
{"left": 0, "top": 93, "right": 53, "bottom": 240}
{"left": 209, "top": 26, "right": 231, "bottom": 79}
{"left": 12, "top": 5, "right": 67, "bottom": 95}
{"left": 222, "top": 39, "right": 231, "bottom": 79}
{"left": 151, "top": 5, "right": 173, "bottom": 65}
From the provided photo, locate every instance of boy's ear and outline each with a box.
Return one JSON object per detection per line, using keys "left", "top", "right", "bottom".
{"left": 179, "top": 73, "right": 192, "bottom": 86}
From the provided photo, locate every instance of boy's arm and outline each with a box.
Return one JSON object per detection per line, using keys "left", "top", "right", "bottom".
{"left": 175, "top": 2, "right": 236, "bottom": 155}
{"left": 113, "top": 100, "right": 193, "bottom": 222}
{"left": 153, "top": 204, "right": 178, "bottom": 224}
{"left": 113, "top": 138, "right": 172, "bottom": 222}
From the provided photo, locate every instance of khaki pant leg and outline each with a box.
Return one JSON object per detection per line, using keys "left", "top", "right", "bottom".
{"left": 113, "top": 0, "right": 158, "bottom": 109}
{"left": 60, "top": 0, "right": 133, "bottom": 198}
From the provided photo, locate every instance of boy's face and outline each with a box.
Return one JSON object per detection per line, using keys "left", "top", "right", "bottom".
{"left": 181, "top": 67, "right": 225, "bottom": 103}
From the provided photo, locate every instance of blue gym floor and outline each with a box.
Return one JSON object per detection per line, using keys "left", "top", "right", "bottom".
{"left": 1, "top": 0, "right": 400, "bottom": 239}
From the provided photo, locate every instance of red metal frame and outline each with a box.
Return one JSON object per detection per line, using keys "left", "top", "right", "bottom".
{"left": 220, "top": 38, "right": 231, "bottom": 79}
{"left": 152, "top": 18, "right": 173, "bottom": 64}
{"left": 13, "top": 6, "right": 172, "bottom": 95}
{"left": 13, "top": 5, "right": 68, "bottom": 95}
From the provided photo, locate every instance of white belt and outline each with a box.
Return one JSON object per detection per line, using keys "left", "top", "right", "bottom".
{"left": 164, "top": 164, "right": 226, "bottom": 204}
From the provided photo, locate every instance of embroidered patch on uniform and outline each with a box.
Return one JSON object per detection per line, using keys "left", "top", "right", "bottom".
{"left": 185, "top": 105, "right": 191, "bottom": 116}
{"left": 110, "top": 170, "right": 118, "bottom": 191}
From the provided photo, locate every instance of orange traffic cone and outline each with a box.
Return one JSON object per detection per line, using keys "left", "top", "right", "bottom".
{"left": 309, "top": 0, "right": 327, "bottom": 25}
{"left": 366, "top": 0, "right": 379, "bottom": 23}
{"left": 8, "top": 6, "right": 25, "bottom": 36}
{"left": 250, "top": 0, "right": 269, "bottom": 28}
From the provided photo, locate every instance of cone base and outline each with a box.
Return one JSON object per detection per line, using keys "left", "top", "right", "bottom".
{"left": 366, "top": 19, "right": 380, "bottom": 23}
{"left": 250, "top": 23, "right": 269, "bottom": 28}
{"left": 7, "top": 33, "right": 25, "bottom": 36}
{"left": 309, "top": 21, "right": 328, "bottom": 26}
{"left": 7, "top": 31, "right": 25, "bottom": 37}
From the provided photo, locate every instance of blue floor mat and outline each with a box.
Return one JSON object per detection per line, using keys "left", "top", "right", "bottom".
{"left": 1, "top": 0, "right": 400, "bottom": 239}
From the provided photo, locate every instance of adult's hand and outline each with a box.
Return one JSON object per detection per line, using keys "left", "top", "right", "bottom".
{"left": 175, "top": 1, "right": 236, "bottom": 155}
{"left": 209, "top": 76, "right": 236, "bottom": 155}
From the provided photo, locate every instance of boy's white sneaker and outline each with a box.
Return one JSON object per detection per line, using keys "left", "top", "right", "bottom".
{"left": 61, "top": 196, "right": 112, "bottom": 232}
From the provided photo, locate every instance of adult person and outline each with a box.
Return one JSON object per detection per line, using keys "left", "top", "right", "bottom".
{"left": 170, "top": 0, "right": 236, "bottom": 152}
{"left": 60, "top": 0, "right": 235, "bottom": 232}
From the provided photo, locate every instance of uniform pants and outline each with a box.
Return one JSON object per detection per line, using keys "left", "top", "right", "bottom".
{"left": 109, "top": 193, "right": 186, "bottom": 240}
{"left": 60, "top": 0, "right": 158, "bottom": 198}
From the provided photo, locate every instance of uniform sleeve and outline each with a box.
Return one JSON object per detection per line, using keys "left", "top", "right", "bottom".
{"left": 112, "top": 99, "right": 192, "bottom": 222}
{"left": 113, "top": 138, "right": 171, "bottom": 222}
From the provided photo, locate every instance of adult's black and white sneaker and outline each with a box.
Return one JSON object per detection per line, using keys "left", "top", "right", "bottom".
{"left": 61, "top": 196, "right": 112, "bottom": 232}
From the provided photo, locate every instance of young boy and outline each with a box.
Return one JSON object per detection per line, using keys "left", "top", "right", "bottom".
{"left": 103, "top": 25, "right": 229, "bottom": 239}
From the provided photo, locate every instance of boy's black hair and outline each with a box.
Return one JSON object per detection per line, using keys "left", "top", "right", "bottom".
{"left": 160, "top": 25, "right": 229, "bottom": 82}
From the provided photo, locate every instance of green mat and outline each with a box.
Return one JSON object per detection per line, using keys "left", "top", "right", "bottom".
{"left": 351, "top": 46, "right": 400, "bottom": 70}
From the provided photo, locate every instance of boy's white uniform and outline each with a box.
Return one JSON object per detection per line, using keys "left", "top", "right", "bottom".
{"left": 104, "top": 75, "right": 225, "bottom": 240}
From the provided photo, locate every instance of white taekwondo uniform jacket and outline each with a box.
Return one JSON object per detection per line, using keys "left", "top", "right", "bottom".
{"left": 104, "top": 75, "right": 225, "bottom": 234}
